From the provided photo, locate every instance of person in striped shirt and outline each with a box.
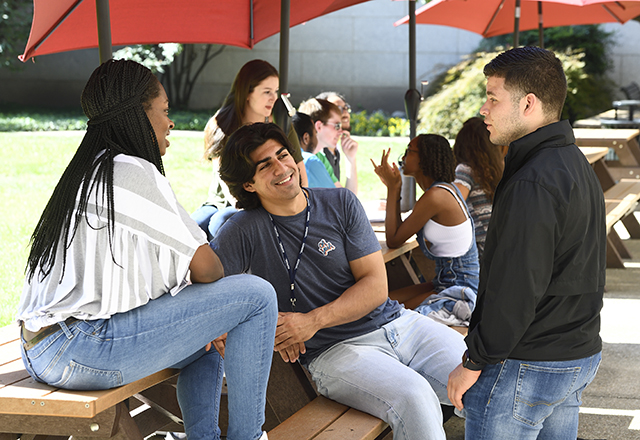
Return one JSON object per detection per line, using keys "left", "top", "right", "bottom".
{"left": 17, "top": 60, "right": 276, "bottom": 440}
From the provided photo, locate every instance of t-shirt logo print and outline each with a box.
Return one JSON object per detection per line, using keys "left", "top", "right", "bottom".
{"left": 318, "top": 239, "right": 336, "bottom": 256}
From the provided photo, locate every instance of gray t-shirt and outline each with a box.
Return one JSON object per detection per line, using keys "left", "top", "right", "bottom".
{"left": 211, "top": 187, "right": 402, "bottom": 364}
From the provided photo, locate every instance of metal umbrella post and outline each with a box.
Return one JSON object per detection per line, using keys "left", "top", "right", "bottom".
{"left": 401, "top": 0, "right": 419, "bottom": 212}
{"left": 96, "top": 0, "right": 112, "bottom": 63}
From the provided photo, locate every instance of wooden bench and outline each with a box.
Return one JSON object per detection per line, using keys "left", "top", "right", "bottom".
{"left": 0, "top": 323, "right": 390, "bottom": 440}
{"left": 603, "top": 179, "right": 640, "bottom": 268}
{"left": 0, "top": 325, "right": 185, "bottom": 440}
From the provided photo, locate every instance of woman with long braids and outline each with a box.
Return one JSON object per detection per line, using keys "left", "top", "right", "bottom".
{"left": 371, "top": 134, "right": 479, "bottom": 327}
{"left": 453, "top": 117, "right": 505, "bottom": 259}
{"left": 192, "top": 59, "right": 308, "bottom": 239}
{"left": 17, "top": 60, "right": 276, "bottom": 440}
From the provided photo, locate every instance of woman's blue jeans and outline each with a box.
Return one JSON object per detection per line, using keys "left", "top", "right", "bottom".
{"left": 461, "top": 352, "right": 602, "bottom": 440}
{"left": 20, "top": 274, "right": 278, "bottom": 440}
{"left": 192, "top": 205, "right": 238, "bottom": 241}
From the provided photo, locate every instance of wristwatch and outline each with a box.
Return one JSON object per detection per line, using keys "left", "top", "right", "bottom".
{"left": 462, "top": 349, "right": 484, "bottom": 371}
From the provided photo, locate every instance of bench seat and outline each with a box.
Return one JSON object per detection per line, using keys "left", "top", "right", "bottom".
{"left": 268, "top": 396, "right": 390, "bottom": 440}
{"left": 0, "top": 325, "right": 183, "bottom": 439}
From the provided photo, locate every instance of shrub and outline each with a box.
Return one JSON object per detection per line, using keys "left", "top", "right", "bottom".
{"left": 350, "top": 110, "right": 410, "bottom": 137}
{"left": 418, "top": 48, "right": 613, "bottom": 139}
{"left": 0, "top": 106, "right": 214, "bottom": 132}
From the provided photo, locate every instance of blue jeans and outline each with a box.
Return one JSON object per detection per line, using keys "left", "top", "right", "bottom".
{"left": 192, "top": 205, "right": 238, "bottom": 241}
{"left": 461, "top": 353, "right": 602, "bottom": 440}
{"left": 20, "top": 274, "right": 278, "bottom": 440}
{"left": 307, "top": 309, "right": 466, "bottom": 440}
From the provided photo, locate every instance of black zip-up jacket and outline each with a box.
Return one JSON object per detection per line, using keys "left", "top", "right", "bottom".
{"left": 466, "top": 120, "right": 606, "bottom": 366}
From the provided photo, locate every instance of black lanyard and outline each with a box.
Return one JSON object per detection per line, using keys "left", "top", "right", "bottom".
{"left": 267, "top": 190, "right": 310, "bottom": 312}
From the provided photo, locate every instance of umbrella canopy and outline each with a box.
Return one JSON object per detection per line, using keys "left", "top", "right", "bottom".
{"left": 19, "top": 0, "right": 368, "bottom": 62}
{"left": 395, "top": 0, "right": 640, "bottom": 43}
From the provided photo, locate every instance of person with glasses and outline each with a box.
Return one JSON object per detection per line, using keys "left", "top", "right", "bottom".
{"left": 315, "top": 92, "right": 354, "bottom": 182}
{"left": 371, "top": 134, "right": 479, "bottom": 328}
{"left": 299, "top": 98, "right": 358, "bottom": 194}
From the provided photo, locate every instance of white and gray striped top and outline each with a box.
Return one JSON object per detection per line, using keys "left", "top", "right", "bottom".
{"left": 17, "top": 154, "right": 207, "bottom": 332}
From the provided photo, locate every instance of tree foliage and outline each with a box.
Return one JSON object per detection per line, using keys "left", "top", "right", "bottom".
{"left": 419, "top": 25, "right": 616, "bottom": 138}
{"left": 0, "top": 0, "right": 33, "bottom": 70}
{"left": 114, "top": 43, "right": 225, "bottom": 109}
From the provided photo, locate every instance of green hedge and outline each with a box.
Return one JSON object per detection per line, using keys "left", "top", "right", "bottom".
{"left": 350, "top": 110, "right": 409, "bottom": 137}
{"left": 0, "top": 107, "right": 214, "bottom": 132}
{"left": 0, "top": 105, "right": 410, "bottom": 136}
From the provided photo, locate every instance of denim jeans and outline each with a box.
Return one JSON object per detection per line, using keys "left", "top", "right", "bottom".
{"left": 20, "top": 274, "right": 277, "bottom": 440}
{"left": 414, "top": 182, "right": 480, "bottom": 323}
{"left": 307, "top": 309, "right": 466, "bottom": 440}
{"left": 461, "top": 352, "right": 602, "bottom": 440}
{"left": 191, "top": 204, "right": 238, "bottom": 241}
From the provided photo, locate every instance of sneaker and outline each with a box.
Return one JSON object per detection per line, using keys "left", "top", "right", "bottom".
{"left": 258, "top": 432, "right": 268, "bottom": 440}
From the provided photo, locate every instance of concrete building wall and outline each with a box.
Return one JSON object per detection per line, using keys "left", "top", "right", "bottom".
{"left": 1, "top": 1, "right": 638, "bottom": 113}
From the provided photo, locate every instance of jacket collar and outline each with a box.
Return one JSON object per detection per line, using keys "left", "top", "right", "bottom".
{"left": 501, "top": 120, "right": 575, "bottom": 185}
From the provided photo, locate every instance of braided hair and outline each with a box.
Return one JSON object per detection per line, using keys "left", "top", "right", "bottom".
{"left": 26, "top": 59, "right": 163, "bottom": 282}
{"left": 415, "top": 134, "right": 456, "bottom": 183}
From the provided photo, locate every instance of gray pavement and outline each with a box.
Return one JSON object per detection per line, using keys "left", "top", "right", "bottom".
{"left": 444, "top": 235, "right": 640, "bottom": 440}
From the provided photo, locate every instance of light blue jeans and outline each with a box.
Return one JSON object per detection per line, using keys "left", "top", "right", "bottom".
{"left": 191, "top": 205, "right": 238, "bottom": 241}
{"left": 20, "top": 274, "right": 277, "bottom": 440}
{"left": 460, "top": 352, "right": 602, "bottom": 440}
{"left": 307, "top": 309, "right": 466, "bottom": 440}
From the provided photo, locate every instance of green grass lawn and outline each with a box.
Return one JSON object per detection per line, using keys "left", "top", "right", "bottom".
{"left": 0, "top": 131, "right": 409, "bottom": 327}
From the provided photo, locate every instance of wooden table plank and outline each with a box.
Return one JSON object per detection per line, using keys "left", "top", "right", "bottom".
{"left": 573, "top": 128, "right": 640, "bottom": 166}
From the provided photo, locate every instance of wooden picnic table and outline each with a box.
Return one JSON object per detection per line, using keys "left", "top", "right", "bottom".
{"left": 579, "top": 146, "right": 616, "bottom": 192}
{"left": 371, "top": 221, "right": 421, "bottom": 290}
{"left": 573, "top": 127, "right": 640, "bottom": 167}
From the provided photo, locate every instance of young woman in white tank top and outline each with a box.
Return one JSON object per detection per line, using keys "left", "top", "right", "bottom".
{"left": 372, "top": 134, "right": 479, "bottom": 318}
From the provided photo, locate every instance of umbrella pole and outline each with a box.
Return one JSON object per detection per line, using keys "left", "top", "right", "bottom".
{"left": 95, "top": 0, "right": 112, "bottom": 64}
{"left": 513, "top": 0, "right": 521, "bottom": 47}
{"left": 538, "top": 2, "right": 544, "bottom": 48}
{"left": 401, "top": 0, "right": 417, "bottom": 212}
{"left": 279, "top": 0, "right": 290, "bottom": 95}
{"left": 274, "top": 0, "right": 291, "bottom": 133}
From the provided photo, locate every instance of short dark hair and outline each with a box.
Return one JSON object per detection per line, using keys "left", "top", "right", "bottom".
{"left": 415, "top": 134, "right": 456, "bottom": 182}
{"left": 484, "top": 46, "right": 567, "bottom": 120}
{"left": 219, "top": 123, "right": 293, "bottom": 210}
{"left": 291, "top": 112, "right": 314, "bottom": 151}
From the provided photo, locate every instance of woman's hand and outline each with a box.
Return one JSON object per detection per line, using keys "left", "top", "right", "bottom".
{"left": 371, "top": 148, "right": 401, "bottom": 190}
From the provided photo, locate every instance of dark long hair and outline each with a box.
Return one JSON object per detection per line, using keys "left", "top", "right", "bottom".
{"left": 415, "top": 134, "right": 456, "bottom": 183}
{"left": 453, "top": 117, "right": 504, "bottom": 201}
{"left": 204, "top": 60, "right": 279, "bottom": 160}
{"left": 26, "top": 59, "right": 163, "bottom": 282}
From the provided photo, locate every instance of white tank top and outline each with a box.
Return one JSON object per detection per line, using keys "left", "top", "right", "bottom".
{"left": 422, "top": 183, "right": 473, "bottom": 258}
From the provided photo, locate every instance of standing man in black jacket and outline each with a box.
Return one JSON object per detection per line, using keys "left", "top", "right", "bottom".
{"left": 448, "top": 47, "right": 606, "bottom": 440}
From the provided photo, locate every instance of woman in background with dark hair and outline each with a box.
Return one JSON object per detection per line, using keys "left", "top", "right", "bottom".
{"left": 192, "top": 59, "right": 307, "bottom": 239}
{"left": 372, "top": 134, "right": 479, "bottom": 327}
{"left": 17, "top": 59, "right": 277, "bottom": 440}
{"left": 453, "top": 117, "right": 505, "bottom": 259}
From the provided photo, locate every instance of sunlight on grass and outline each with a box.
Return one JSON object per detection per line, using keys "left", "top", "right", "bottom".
{"left": 0, "top": 131, "right": 408, "bottom": 326}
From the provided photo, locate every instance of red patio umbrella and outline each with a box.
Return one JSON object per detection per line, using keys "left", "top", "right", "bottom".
{"left": 395, "top": 0, "right": 640, "bottom": 47}
{"left": 20, "top": 0, "right": 368, "bottom": 62}
{"left": 19, "top": 0, "right": 369, "bottom": 119}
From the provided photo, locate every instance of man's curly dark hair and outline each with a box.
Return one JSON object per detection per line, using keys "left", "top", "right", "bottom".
{"left": 218, "top": 123, "right": 294, "bottom": 210}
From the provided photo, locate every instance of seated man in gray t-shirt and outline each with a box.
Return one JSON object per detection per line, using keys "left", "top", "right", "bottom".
{"left": 211, "top": 123, "right": 466, "bottom": 440}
